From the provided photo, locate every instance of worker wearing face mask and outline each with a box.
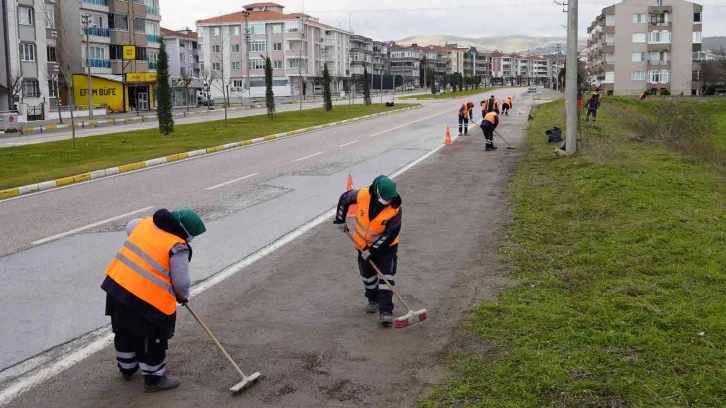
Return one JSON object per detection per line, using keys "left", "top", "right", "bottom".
{"left": 101, "top": 208, "right": 206, "bottom": 392}
{"left": 333, "top": 175, "right": 403, "bottom": 327}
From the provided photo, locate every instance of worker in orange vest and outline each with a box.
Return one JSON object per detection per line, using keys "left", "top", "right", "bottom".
{"left": 502, "top": 96, "right": 513, "bottom": 115}
{"left": 334, "top": 175, "right": 402, "bottom": 327}
{"left": 481, "top": 95, "right": 500, "bottom": 118}
{"left": 102, "top": 208, "right": 207, "bottom": 392}
{"left": 481, "top": 111, "right": 500, "bottom": 151}
{"left": 458, "top": 102, "right": 474, "bottom": 136}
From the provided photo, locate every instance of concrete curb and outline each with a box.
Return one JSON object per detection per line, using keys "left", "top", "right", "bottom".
{"left": 0, "top": 105, "right": 422, "bottom": 200}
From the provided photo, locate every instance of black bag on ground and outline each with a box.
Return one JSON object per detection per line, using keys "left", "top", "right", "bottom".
{"left": 546, "top": 126, "right": 562, "bottom": 143}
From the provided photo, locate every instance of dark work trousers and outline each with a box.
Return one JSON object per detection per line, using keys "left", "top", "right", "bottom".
{"left": 482, "top": 126, "right": 495, "bottom": 148}
{"left": 586, "top": 108, "right": 597, "bottom": 121}
{"left": 358, "top": 250, "right": 398, "bottom": 314}
{"left": 458, "top": 116, "right": 469, "bottom": 134}
{"left": 114, "top": 329, "right": 168, "bottom": 385}
{"left": 502, "top": 103, "right": 510, "bottom": 115}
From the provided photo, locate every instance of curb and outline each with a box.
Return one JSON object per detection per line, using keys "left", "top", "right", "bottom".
{"left": 0, "top": 105, "right": 423, "bottom": 200}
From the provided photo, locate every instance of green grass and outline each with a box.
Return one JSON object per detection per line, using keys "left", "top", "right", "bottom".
{"left": 0, "top": 104, "right": 416, "bottom": 190}
{"left": 400, "top": 88, "right": 496, "bottom": 100}
{"left": 423, "top": 98, "right": 726, "bottom": 407}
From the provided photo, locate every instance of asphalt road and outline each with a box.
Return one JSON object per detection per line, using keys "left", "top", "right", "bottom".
{"left": 0, "top": 87, "right": 535, "bottom": 403}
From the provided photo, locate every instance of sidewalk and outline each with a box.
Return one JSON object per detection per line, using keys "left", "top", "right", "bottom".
{"left": 3, "top": 95, "right": 533, "bottom": 407}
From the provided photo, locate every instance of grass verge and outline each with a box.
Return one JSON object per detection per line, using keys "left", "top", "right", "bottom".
{"left": 0, "top": 104, "right": 416, "bottom": 190}
{"left": 400, "top": 88, "right": 496, "bottom": 100}
{"left": 424, "top": 98, "right": 726, "bottom": 407}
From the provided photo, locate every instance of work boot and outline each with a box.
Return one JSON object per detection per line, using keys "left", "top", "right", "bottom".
{"left": 464, "top": 132, "right": 470, "bottom": 136}
{"left": 365, "top": 301, "right": 378, "bottom": 314}
{"left": 485, "top": 145, "right": 494, "bottom": 151}
{"left": 491, "top": 145, "right": 499, "bottom": 150}
{"left": 458, "top": 132, "right": 463, "bottom": 136}
{"left": 380, "top": 313, "right": 393, "bottom": 327}
{"left": 121, "top": 370, "right": 137, "bottom": 381}
{"left": 143, "top": 375, "right": 180, "bottom": 393}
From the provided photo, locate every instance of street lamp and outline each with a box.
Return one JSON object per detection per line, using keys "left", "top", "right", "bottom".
{"left": 81, "top": 14, "right": 97, "bottom": 119}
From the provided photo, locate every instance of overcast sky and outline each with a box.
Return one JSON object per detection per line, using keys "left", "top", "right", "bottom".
{"left": 161, "top": 0, "right": 726, "bottom": 39}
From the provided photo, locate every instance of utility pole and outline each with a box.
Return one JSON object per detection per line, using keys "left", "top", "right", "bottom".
{"left": 81, "top": 15, "right": 96, "bottom": 119}
{"left": 565, "top": 0, "right": 578, "bottom": 154}
{"left": 243, "top": 11, "right": 250, "bottom": 106}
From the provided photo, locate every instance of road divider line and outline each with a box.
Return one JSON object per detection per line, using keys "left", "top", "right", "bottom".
{"left": 30, "top": 206, "right": 155, "bottom": 246}
{"left": 338, "top": 140, "right": 360, "bottom": 148}
{"left": 205, "top": 173, "right": 260, "bottom": 191}
{"left": 293, "top": 151, "right": 326, "bottom": 162}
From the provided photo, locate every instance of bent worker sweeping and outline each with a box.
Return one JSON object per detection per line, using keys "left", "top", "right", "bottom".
{"left": 502, "top": 96, "right": 513, "bottom": 115}
{"left": 101, "top": 208, "right": 206, "bottom": 392}
{"left": 458, "top": 102, "right": 474, "bottom": 136}
{"left": 480, "top": 111, "right": 500, "bottom": 151}
{"left": 481, "top": 95, "right": 500, "bottom": 118}
{"left": 334, "top": 175, "right": 403, "bottom": 327}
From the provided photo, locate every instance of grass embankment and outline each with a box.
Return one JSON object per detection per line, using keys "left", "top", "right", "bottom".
{"left": 0, "top": 104, "right": 416, "bottom": 190}
{"left": 424, "top": 98, "right": 726, "bottom": 407}
{"left": 400, "top": 87, "right": 496, "bottom": 100}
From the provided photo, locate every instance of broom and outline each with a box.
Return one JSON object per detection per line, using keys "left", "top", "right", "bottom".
{"left": 344, "top": 231, "right": 427, "bottom": 329}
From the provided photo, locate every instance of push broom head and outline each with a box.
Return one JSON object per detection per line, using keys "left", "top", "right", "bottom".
{"left": 229, "top": 372, "right": 261, "bottom": 395}
{"left": 393, "top": 309, "right": 428, "bottom": 329}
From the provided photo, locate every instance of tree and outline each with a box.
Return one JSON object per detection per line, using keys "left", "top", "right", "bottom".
{"left": 43, "top": 64, "right": 63, "bottom": 123}
{"left": 419, "top": 56, "right": 427, "bottom": 88}
{"left": 559, "top": 60, "right": 588, "bottom": 90}
{"left": 10, "top": 70, "right": 22, "bottom": 104}
{"left": 156, "top": 38, "right": 173, "bottom": 135}
{"left": 323, "top": 62, "right": 332, "bottom": 111}
{"left": 363, "top": 65, "right": 371, "bottom": 105}
{"left": 265, "top": 56, "right": 275, "bottom": 118}
{"left": 200, "top": 67, "right": 212, "bottom": 106}
{"left": 211, "top": 24, "right": 231, "bottom": 126}
{"left": 429, "top": 69, "right": 436, "bottom": 95}
{"left": 180, "top": 67, "right": 193, "bottom": 111}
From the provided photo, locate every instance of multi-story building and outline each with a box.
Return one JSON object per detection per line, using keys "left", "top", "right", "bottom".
{"left": 372, "top": 40, "right": 388, "bottom": 75}
{"left": 162, "top": 27, "right": 202, "bottom": 107}
{"left": 476, "top": 52, "right": 492, "bottom": 84}
{"left": 445, "top": 44, "right": 467, "bottom": 75}
{"left": 196, "top": 2, "right": 351, "bottom": 101}
{"left": 586, "top": 0, "right": 703, "bottom": 95}
{"left": 350, "top": 34, "right": 373, "bottom": 78}
{"left": 1, "top": 0, "right": 12, "bottom": 112}
{"left": 388, "top": 43, "right": 421, "bottom": 87}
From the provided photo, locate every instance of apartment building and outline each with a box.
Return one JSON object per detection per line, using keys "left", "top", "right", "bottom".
{"left": 350, "top": 34, "right": 372, "bottom": 78}
{"left": 161, "top": 27, "right": 202, "bottom": 107}
{"left": 388, "top": 43, "right": 421, "bottom": 87}
{"left": 372, "top": 41, "right": 388, "bottom": 75}
{"left": 419, "top": 45, "right": 448, "bottom": 86}
{"left": 1, "top": 0, "right": 11, "bottom": 112}
{"left": 196, "top": 2, "right": 351, "bottom": 101}
{"left": 586, "top": 0, "right": 703, "bottom": 95}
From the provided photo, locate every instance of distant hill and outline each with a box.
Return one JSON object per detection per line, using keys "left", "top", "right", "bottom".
{"left": 703, "top": 37, "right": 726, "bottom": 52}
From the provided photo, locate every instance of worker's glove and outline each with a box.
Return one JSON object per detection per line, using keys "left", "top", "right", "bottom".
{"left": 337, "top": 223, "right": 349, "bottom": 233}
{"left": 360, "top": 249, "right": 371, "bottom": 260}
{"left": 176, "top": 297, "right": 188, "bottom": 305}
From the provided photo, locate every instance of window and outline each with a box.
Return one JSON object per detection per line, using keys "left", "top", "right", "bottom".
{"left": 648, "top": 69, "right": 670, "bottom": 83}
{"left": 605, "top": 53, "right": 614, "bottom": 63}
{"left": 180, "top": 53, "right": 186, "bottom": 62}
{"left": 651, "top": 13, "right": 666, "bottom": 24}
{"left": 148, "top": 51, "right": 158, "bottom": 62}
{"left": 145, "top": 22, "right": 158, "bottom": 35}
{"left": 189, "top": 55, "right": 194, "bottom": 63}
{"left": 605, "top": 33, "right": 615, "bottom": 44}
{"left": 47, "top": 46, "right": 57, "bottom": 62}
{"left": 212, "top": 62, "right": 221, "bottom": 71}
{"left": 632, "top": 33, "right": 646, "bottom": 43}
{"left": 233, "top": 79, "right": 244, "bottom": 87}
{"left": 189, "top": 42, "right": 193, "bottom": 50}
{"left": 287, "top": 58, "right": 302, "bottom": 68}
{"left": 232, "top": 44, "right": 240, "bottom": 53}
{"left": 212, "top": 45, "right": 220, "bottom": 53}
{"left": 248, "top": 58, "right": 265, "bottom": 70}
{"left": 46, "top": 10, "right": 55, "bottom": 29}
{"left": 18, "top": 7, "right": 34, "bottom": 26}
{"left": 134, "top": 18, "right": 145, "bottom": 33}
{"left": 108, "top": 13, "right": 129, "bottom": 31}
{"left": 92, "top": 14, "right": 104, "bottom": 28}
{"left": 211, "top": 27, "right": 220, "bottom": 36}
{"left": 649, "top": 31, "right": 670, "bottom": 44}
{"left": 249, "top": 41, "right": 266, "bottom": 52}
{"left": 272, "top": 24, "right": 282, "bottom": 34}
{"left": 48, "top": 80, "right": 58, "bottom": 97}
{"left": 273, "top": 42, "right": 282, "bottom": 51}
{"left": 694, "top": 12, "right": 702, "bottom": 23}
{"left": 110, "top": 44, "right": 123, "bottom": 60}
{"left": 604, "top": 72, "right": 615, "bottom": 82}
{"left": 232, "top": 26, "right": 240, "bottom": 36}
{"left": 19, "top": 43, "right": 36, "bottom": 61}
{"left": 249, "top": 23, "right": 265, "bottom": 34}
{"left": 656, "top": 0, "right": 662, "bottom": 5}
{"left": 632, "top": 52, "right": 646, "bottom": 62}
{"left": 605, "top": 14, "right": 615, "bottom": 26}
{"left": 89, "top": 46, "right": 106, "bottom": 60}
{"left": 285, "top": 21, "right": 301, "bottom": 33}
{"left": 134, "top": 47, "right": 147, "bottom": 61}
{"left": 273, "top": 60, "right": 282, "bottom": 69}
{"left": 232, "top": 62, "right": 241, "bottom": 70}
{"left": 22, "top": 79, "right": 41, "bottom": 97}
{"left": 693, "top": 31, "right": 702, "bottom": 44}
{"left": 632, "top": 13, "right": 646, "bottom": 24}
{"left": 631, "top": 71, "right": 646, "bottom": 80}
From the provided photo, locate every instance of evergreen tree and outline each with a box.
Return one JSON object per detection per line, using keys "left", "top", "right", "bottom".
{"left": 156, "top": 39, "right": 173, "bottom": 135}
{"left": 265, "top": 57, "right": 275, "bottom": 118}
{"left": 323, "top": 62, "right": 333, "bottom": 111}
{"left": 363, "top": 65, "right": 371, "bottom": 105}
{"left": 429, "top": 70, "right": 435, "bottom": 95}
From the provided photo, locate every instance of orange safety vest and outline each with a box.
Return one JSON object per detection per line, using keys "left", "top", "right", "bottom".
{"left": 353, "top": 189, "right": 400, "bottom": 251}
{"left": 484, "top": 111, "right": 498, "bottom": 125}
{"left": 504, "top": 97, "right": 512, "bottom": 105}
{"left": 460, "top": 103, "right": 470, "bottom": 117}
{"left": 105, "top": 217, "right": 185, "bottom": 315}
{"left": 482, "top": 99, "right": 499, "bottom": 112}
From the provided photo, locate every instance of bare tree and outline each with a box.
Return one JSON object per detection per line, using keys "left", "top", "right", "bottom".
{"left": 199, "top": 67, "right": 212, "bottom": 107}
{"left": 10, "top": 70, "right": 22, "bottom": 105}
{"left": 42, "top": 64, "right": 63, "bottom": 123}
{"left": 180, "top": 68, "right": 193, "bottom": 112}
{"left": 210, "top": 24, "right": 231, "bottom": 126}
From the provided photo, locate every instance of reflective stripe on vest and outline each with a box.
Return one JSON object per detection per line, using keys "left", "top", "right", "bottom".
{"left": 353, "top": 189, "right": 400, "bottom": 250}
{"left": 105, "top": 217, "right": 185, "bottom": 315}
{"left": 484, "top": 112, "right": 498, "bottom": 125}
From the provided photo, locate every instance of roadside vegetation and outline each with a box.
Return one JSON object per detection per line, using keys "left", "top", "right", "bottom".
{"left": 424, "top": 97, "right": 726, "bottom": 407}
{"left": 0, "top": 104, "right": 416, "bottom": 190}
{"left": 400, "top": 87, "right": 496, "bottom": 100}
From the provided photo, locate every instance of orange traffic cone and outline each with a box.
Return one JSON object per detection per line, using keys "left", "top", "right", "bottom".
{"left": 444, "top": 126, "right": 452, "bottom": 145}
{"left": 346, "top": 174, "right": 357, "bottom": 218}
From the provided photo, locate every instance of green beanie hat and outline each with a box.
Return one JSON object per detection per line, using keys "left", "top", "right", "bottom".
{"left": 171, "top": 208, "right": 207, "bottom": 237}
{"left": 374, "top": 175, "right": 397, "bottom": 200}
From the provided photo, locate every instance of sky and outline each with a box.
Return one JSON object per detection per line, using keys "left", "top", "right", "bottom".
{"left": 160, "top": 0, "right": 726, "bottom": 40}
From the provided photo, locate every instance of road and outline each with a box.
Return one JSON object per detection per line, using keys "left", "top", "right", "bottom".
{"left": 0, "top": 87, "right": 539, "bottom": 406}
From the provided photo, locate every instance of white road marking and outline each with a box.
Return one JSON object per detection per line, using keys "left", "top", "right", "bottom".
{"left": 338, "top": 140, "right": 359, "bottom": 148}
{"left": 0, "top": 112, "right": 463, "bottom": 406}
{"left": 30, "top": 206, "right": 155, "bottom": 246}
{"left": 293, "top": 151, "right": 327, "bottom": 162}
{"left": 204, "top": 172, "right": 260, "bottom": 191}
{"left": 368, "top": 108, "right": 454, "bottom": 138}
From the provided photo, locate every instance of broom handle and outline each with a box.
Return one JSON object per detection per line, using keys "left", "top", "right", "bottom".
{"left": 183, "top": 303, "right": 247, "bottom": 379}
{"left": 344, "top": 231, "right": 411, "bottom": 312}
{"left": 494, "top": 129, "right": 512, "bottom": 147}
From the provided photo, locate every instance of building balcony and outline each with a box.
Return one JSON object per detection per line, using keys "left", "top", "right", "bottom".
{"left": 648, "top": 5, "right": 672, "bottom": 13}
{"left": 146, "top": 6, "right": 160, "bottom": 15}
{"left": 81, "top": 0, "right": 108, "bottom": 6}
{"left": 648, "top": 60, "right": 670, "bottom": 68}
{"left": 648, "top": 43, "right": 671, "bottom": 52}
{"left": 82, "top": 59, "right": 111, "bottom": 68}
{"left": 147, "top": 34, "right": 162, "bottom": 43}
{"left": 84, "top": 27, "right": 109, "bottom": 37}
